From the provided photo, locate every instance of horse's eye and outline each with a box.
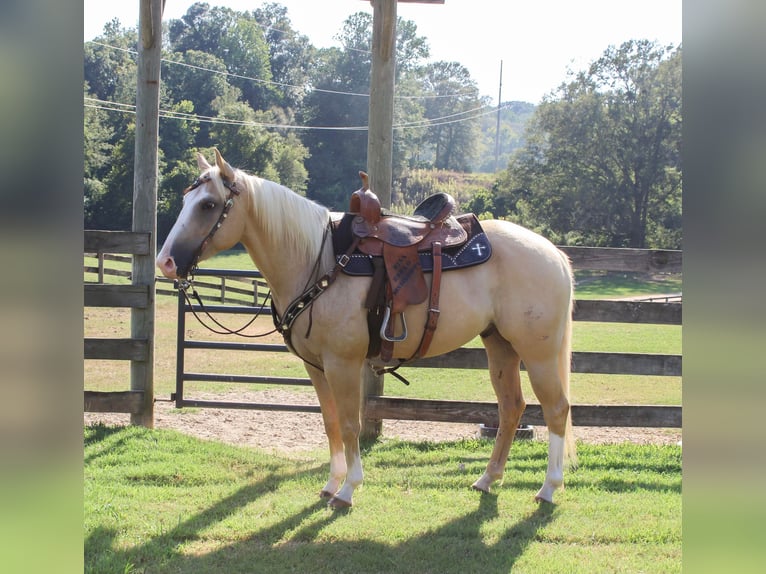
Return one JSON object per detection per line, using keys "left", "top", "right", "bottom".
{"left": 201, "top": 201, "right": 216, "bottom": 211}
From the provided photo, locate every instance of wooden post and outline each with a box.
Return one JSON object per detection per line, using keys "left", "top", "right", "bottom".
{"left": 361, "top": 0, "right": 443, "bottom": 440}
{"left": 130, "top": 0, "right": 163, "bottom": 427}
{"left": 360, "top": 0, "right": 398, "bottom": 440}
{"left": 366, "top": 0, "right": 397, "bottom": 207}
{"left": 97, "top": 252, "right": 105, "bottom": 283}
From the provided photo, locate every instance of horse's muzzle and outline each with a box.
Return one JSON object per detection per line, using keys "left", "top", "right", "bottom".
{"left": 156, "top": 255, "right": 179, "bottom": 279}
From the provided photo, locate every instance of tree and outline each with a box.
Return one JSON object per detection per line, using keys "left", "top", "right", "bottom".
{"left": 168, "top": 3, "right": 274, "bottom": 111}
{"left": 84, "top": 20, "right": 139, "bottom": 230}
{"left": 472, "top": 101, "right": 536, "bottom": 173}
{"left": 84, "top": 81, "right": 115, "bottom": 227}
{"left": 420, "top": 61, "right": 481, "bottom": 171}
{"left": 301, "top": 14, "right": 374, "bottom": 208}
{"left": 496, "top": 40, "right": 682, "bottom": 248}
{"left": 84, "top": 20, "right": 138, "bottom": 103}
{"left": 209, "top": 101, "right": 309, "bottom": 193}
{"left": 163, "top": 50, "right": 234, "bottom": 120}
{"left": 254, "top": 3, "right": 315, "bottom": 109}
{"left": 302, "top": 12, "right": 431, "bottom": 208}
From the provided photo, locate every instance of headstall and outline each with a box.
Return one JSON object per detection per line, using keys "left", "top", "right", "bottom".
{"left": 173, "top": 173, "right": 276, "bottom": 338}
{"left": 178, "top": 173, "right": 240, "bottom": 289}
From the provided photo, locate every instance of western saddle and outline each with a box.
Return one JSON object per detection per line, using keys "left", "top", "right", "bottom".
{"left": 347, "top": 172, "right": 469, "bottom": 367}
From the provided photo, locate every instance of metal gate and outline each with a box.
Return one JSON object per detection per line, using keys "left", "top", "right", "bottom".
{"left": 170, "top": 268, "right": 319, "bottom": 414}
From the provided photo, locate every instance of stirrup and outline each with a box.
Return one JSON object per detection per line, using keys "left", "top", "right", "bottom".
{"left": 380, "top": 305, "right": 408, "bottom": 342}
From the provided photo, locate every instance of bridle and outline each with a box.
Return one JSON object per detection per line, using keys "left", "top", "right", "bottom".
{"left": 172, "top": 170, "right": 359, "bottom": 369}
{"left": 178, "top": 172, "right": 241, "bottom": 289}
{"left": 175, "top": 172, "right": 276, "bottom": 338}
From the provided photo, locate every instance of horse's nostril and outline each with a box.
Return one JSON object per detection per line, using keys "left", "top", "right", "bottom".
{"left": 157, "top": 255, "right": 177, "bottom": 278}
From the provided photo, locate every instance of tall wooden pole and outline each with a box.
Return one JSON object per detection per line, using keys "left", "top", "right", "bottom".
{"left": 361, "top": 0, "right": 398, "bottom": 439}
{"left": 367, "top": 0, "right": 398, "bottom": 206}
{"left": 131, "top": 0, "right": 163, "bottom": 427}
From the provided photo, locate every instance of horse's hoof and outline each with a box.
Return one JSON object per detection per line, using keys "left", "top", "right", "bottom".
{"left": 319, "top": 490, "right": 334, "bottom": 499}
{"left": 471, "top": 483, "right": 491, "bottom": 494}
{"left": 534, "top": 494, "right": 553, "bottom": 504}
{"left": 328, "top": 496, "right": 352, "bottom": 509}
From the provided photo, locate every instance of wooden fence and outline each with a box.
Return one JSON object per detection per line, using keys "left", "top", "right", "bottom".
{"left": 84, "top": 230, "right": 153, "bottom": 420}
{"left": 84, "top": 253, "right": 268, "bottom": 306}
{"left": 171, "top": 247, "right": 682, "bottom": 431}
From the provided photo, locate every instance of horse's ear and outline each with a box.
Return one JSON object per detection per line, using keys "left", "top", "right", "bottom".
{"left": 197, "top": 153, "right": 211, "bottom": 171}
{"left": 214, "top": 148, "right": 236, "bottom": 181}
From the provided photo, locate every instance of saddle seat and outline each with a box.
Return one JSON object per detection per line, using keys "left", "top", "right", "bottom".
{"left": 349, "top": 185, "right": 467, "bottom": 255}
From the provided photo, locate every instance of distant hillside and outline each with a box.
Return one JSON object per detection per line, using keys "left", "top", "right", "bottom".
{"left": 473, "top": 101, "right": 536, "bottom": 173}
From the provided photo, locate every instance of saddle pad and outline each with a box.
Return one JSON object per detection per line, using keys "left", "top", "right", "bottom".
{"left": 332, "top": 212, "right": 492, "bottom": 277}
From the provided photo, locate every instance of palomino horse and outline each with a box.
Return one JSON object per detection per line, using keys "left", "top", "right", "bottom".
{"left": 157, "top": 150, "right": 576, "bottom": 508}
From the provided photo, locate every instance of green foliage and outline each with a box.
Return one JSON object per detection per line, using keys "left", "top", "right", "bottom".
{"left": 418, "top": 61, "right": 482, "bottom": 171}
{"left": 84, "top": 9, "right": 681, "bottom": 253}
{"left": 492, "top": 41, "right": 682, "bottom": 248}
{"left": 473, "top": 101, "right": 536, "bottom": 172}
{"left": 299, "top": 13, "right": 382, "bottom": 208}
{"left": 394, "top": 169, "right": 494, "bottom": 213}
{"left": 254, "top": 3, "right": 316, "bottom": 110}
{"left": 85, "top": 426, "right": 681, "bottom": 573}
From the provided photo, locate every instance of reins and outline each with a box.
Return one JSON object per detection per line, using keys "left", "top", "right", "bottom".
{"left": 177, "top": 281, "right": 277, "bottom": 338}
{"left": 177, "top": 172, "right": 279, "bottom": 339}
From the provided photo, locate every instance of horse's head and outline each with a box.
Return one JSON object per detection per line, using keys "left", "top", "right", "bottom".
{"left": 156, "top": 149, "right": 248, "bottom": 279}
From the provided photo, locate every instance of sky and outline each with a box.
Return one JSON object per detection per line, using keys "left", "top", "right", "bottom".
{"left": 84, "top": 0, "right": 682, "bottom": 104}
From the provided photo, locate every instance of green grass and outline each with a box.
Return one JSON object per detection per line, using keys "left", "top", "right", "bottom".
{"left": 574, "top": 270, "right": 682, "bottom": 300}
{"left": 85, "top": 425, "right": 681, "bottom": 573}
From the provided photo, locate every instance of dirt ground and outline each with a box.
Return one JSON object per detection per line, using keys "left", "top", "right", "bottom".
{"left": 84, "top": 388, "right": 681, "bottom": 454}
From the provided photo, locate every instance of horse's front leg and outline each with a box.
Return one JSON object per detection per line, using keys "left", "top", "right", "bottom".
{"left": 305, "top": 364, "right": 347, "bottom": 499}
{"left": 322, "top": 358, "right": 365, "bottom": 508}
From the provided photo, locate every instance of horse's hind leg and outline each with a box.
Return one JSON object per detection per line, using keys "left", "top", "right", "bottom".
{"left": 525, "top": 358, "right": 572, "bottom": 503}
{"left": 305, "top": 365, "right": 347, "bottom": 499}
{"left": 472, "top": 328, "right": 526, "bottom": 493}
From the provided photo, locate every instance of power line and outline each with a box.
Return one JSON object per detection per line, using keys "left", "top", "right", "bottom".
{"left": 84, "top": 96, "right": 507, "bottom": 131}
{"left": 86, "top": 40, "right": 477, "bottom": 100}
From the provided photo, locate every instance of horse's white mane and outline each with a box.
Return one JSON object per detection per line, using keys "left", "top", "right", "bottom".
{"left": 238, "top": 170, "right": 330, "bottom": 260}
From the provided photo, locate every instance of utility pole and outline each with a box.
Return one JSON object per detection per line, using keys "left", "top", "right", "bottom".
{"left": 361, "top": 0, "right": 444, "bottom": 440}
{"left": 366, "top": 0, "right": 398, "bottom": 208}
{"left": 131, "top": 0, "right": 163, "bottom": 427}
{"left": 494, "top": 60, "right": 503, "bottom": 172}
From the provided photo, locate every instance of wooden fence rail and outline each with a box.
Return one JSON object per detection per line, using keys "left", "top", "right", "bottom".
{"left": 84, "top": 231, "right": 153, "bottom": 417}
{"left": 84, "top": 253, "right": 269, "bottom": 305}
{"left": 84, "top": 240, "right": 682, "bottom": 430}
{"left": 172, "top": 248, "right": 682, "bottom": 430}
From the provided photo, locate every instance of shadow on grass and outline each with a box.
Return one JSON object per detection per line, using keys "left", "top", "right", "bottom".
{"left": 85, "top": 427, "right": 560, "bottom": 574}
{"left": 87, "top": 490, "right": 555, "bottom": 574}
{"left": 86, "top": 428, "right": 679, "bottom": 573}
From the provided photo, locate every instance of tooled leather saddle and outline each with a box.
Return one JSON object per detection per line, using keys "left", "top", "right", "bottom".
{"left": 332, "top": 172, "right": 492, "bottom": 371}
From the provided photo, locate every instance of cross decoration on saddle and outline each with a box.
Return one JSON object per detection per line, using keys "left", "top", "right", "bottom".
{"left": 338, "top": 172, "right": 493, "bottom": 367}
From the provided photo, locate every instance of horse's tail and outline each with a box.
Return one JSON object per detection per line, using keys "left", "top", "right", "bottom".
{"left": 559, "top": 251, "right": 577, "bottom": 470}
